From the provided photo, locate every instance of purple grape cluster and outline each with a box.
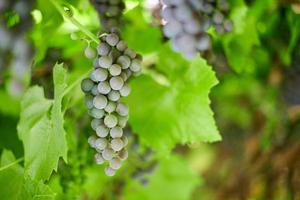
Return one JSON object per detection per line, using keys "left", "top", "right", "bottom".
{"left": 161, "top": 0, "right": 233, "bottom": 59}
{"left": 81, "top": 30, "right": 142, "bottom": 176}
{"left": 90, "top": 0, "right": 125, "bottom": 31}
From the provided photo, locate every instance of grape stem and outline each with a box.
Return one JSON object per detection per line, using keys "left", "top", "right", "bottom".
{"left": 0, "top": 157, "right": 24, "bottom": 171}
{"left": 50, "top": 0, "right": 99, "bottom": 44}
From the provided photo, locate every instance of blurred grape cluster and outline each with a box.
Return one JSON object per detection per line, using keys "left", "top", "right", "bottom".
{"left": 0, "top": 0, "right": 34, "bottom": 97}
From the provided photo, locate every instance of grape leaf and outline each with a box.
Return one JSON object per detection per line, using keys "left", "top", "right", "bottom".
{"left": 124, "top": 155, "right": 200, "bottom": 200}
{"left": 126, "top": 46, "right": 220, "bottom": 153}
{"left": 17, "top": 63, "right": 68, "bottom": 181}
{"left": 0, "top": 150, "right": 55, "bottom": 200}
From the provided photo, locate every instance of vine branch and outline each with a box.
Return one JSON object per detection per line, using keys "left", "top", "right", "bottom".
{"left": 50, "top": 0, "right": 99, "bottom": 44}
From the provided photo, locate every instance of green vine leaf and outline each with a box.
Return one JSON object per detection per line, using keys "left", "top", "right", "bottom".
{"left": 126, "top": 45, "right": 221, "bottom": 153}
{"left": 0, "top": 150, "right": 55, "bottom": 199}
{"left": 17, "top": 63, "right": 68, "bottom": 181}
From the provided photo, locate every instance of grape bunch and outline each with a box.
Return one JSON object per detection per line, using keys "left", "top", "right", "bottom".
{"left": 160, "top": 0, "right": 233, "bottom": 59}
{"left": 81, "top": 30, "right": 142, "bottom": 176}
{"left": 90, "top": 0, "right": 125, "bottom": 31}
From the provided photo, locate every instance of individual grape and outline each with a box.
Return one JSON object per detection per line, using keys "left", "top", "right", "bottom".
{"left": 117, "top": 55, "right": 131, "bottom": 69}
{"left": 176, "top": 34, "right": 197, "bottom": 53}
{"left": 104, "top": 166, "right": 116, "bottom": 176}
{"left": 173, "top": 4, "right": 192, "bottom": 22}
{"left": 104, "top": 101, "right": 117, "bottom": 113}
{"left": 95, "top": 138, "right": 108, "bottom": 150}
{"left": 118, "top": 149, "right": 128, "bottom": 161}
{"left": 85, "top": 94, "right": 94, "bottom": 109}
{"left": 89, "top": 108, "right": 105, "bottom": 119}
{"left": 116, "top": 102, "right": 129, "bottom": 116}
{"left": 110, "top": 126, "right": 123, "bottom": 138}
{"left": 111, "top": 138, "right": 124, "bottom": 151}
{"left": 129, "top": 59, "right": 142, "bottom": 73}
{"left": 163, "top": 20, "right": 182, "bottom": 38}
{"left": 99, "top": 55, "right": 113, "bottom": 68}
{"left": 98, "top": 81, "right": 111, "bottom": 94}
{"left": 96, "top": 125, "right": 109, "bottom": 137}
{"left": 196, "top": 33, "right": 211, "bottom": 51}
{"left": 88, "top": 136, "right": 97, "bottom": 148}
{"left": 116, "top": 40, "right": 127, "bottom": 51}
{"left": 117, "top": 115, "right": 128, "bottom": 128}
{"left": 97, "top": 42, "right": 110, "bottom": 56}
{"left": 183, "top": 19, "right": 201, "bottom": 34}
{"left": 104, "top": 114, "right": 118, "bottom": 128}
{"left": 91, "top": 118, "right": 103, "bottom": 131}
{"left": 95, "top": 153, "right": 105, "bottom": 164}
{"left": 102, "top": 148, "right": 114, "bottom": 160}
{"left": 109, "top": 76, "right": 124, "bottom": 90}
{"left": 119, "top": 83, "right": 131, "bottom": 97}
{"left": 81, "top": 78, "right": 94, "bottom": 92}
{"left": 124, "top": 48, "right": 136, "bottom": 59}
{"left": 213, "top": 12, "right": 224, "bottom": 24}
{"left": 93, "top": 94, "right": 108, "bottom": 109}
{"left": 108, "top": 90, "right": 120, "bottom": 102}
{"left": 106, "top": 33, "right": 119, "bottom": 46}
{"left": 109, "top": 158, "right": 122, "bottom": 170}
{"left": 84, "top": 46, "right": 96, "bottom": 58}
{"left": 109, "top": 64, "right": 122, "bottom": 76}
{"left": 90, "top": 68, "right": 108, "bottom": 82}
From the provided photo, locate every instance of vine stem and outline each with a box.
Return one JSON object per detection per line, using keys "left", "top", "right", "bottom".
{"left": 50, "top": 0, "right": 99, "bottom": 44}
{"left": 0, "top": 157, "right": 24, "bottom": 171}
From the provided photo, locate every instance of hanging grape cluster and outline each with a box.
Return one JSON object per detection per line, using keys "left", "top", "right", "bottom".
{"left": 81, "top": 30, "right": 142, "bottom": 176}
{"left": 90, "top": 0, "right": 125, "bottom": 31}
{"left": 160, "top": 0, "right": 233, "bottom": 59}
